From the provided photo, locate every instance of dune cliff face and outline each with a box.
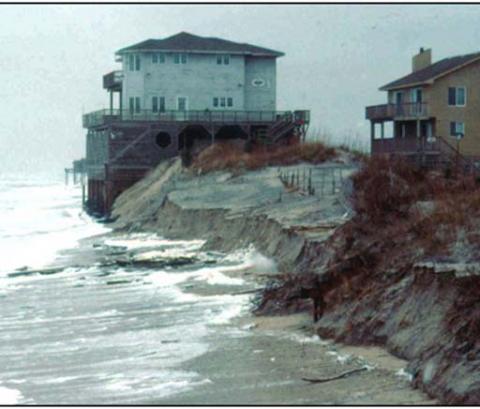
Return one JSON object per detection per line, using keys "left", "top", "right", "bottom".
{"left": 111, "top": 157, "right": 480, "bottom": 404}
{"left": 293, "top": 224, "right": 480, "bottom": 404}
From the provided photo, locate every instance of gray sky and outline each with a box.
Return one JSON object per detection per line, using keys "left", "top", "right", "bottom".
{"left": 1, "top": 4, "right": 480, "bottom": 174}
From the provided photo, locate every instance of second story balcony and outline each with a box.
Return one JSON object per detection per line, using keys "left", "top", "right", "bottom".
{"left": 103, "top": 71, "right": 123, "bottom": 91}
{"left": 366, "top": 102, "right": 430, "bottom": 121}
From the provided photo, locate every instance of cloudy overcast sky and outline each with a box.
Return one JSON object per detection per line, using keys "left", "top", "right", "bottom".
{"left": 1, "top": 4, "right": 480, "bottom": 174}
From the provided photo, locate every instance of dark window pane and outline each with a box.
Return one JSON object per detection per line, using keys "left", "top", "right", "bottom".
{"left": 224, "top": 55, "right": 230, "bottom": 65}
{"left": 129, "top": 55, "right": 134, "bottom": 71}
{"left": 152, "top": 97, "right": 158, "bottom": 112}
{"left": 450, "top": 121, "right": 456, "bottom": 136}
{"left": 129, "top": 97, "right": 134, "bottom": 113}
{"left": 178, "top": 97, "right": 187, "bottom": 111}
{"left": 416, "top": 89, "right": 422, "bottom": 103}
{"left": 135, "top": 97, "right": 141, "bottom": 113}
{"left": 159, "top": 53, "right": 165, "bottom": 63}
{"left": 227, "top": 97, "right": 233, "bottom": 107}
{"left": 217, "top": 56, "right": 222, "bottom": 65}
{"left": 159, "top": 97, "right": 165, "bottom": 112}
{"left": 181, "top": 54, "right": 187, "bottom": 64}
{"left": 152, "top": 54, "right": 158, "bottom": 63}
{"left": 213, "top": 97, "right": 219, "bottom": 107}
{"left": 135, "top": 55, "right": 141, "bottom": 71}
{"left": 220, "top": 97, "right": 226, "bottom": 107}
{"left": 448, "top": 87, "right": 456, "bottom": 105}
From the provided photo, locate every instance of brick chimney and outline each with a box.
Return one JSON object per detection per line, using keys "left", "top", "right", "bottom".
{"left": 412, "top": 47, "right": 432, "bottom": 72}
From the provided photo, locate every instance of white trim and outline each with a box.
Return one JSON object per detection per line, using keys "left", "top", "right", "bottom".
{"left": 116, "top": 50, "right": 284, "bottom": 58}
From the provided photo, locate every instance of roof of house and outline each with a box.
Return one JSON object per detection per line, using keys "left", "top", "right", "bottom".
{"left": 380, "top": 51, "right": 480, "bottom": 91}
{"left": 116, "top": 32, "right": 284, "bottom": 57}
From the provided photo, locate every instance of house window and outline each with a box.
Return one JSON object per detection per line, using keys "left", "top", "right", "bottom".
{"left": 152, "top": 96, "right": 165, "bottom": 112}
{"left": 411, "top": 88, "right": 422, "bottom": 103}
{"left": 128, "top": 55, "right": 134, "bottom": 71}
{"left": 152, "top": 53, "right": 165, "bottom": 64}
{"left": 216, "top": 55, "right": 230, "bottom": 65}
{"left": 448, "top": 87, "right": 466, "bottom": 106}
{"left": 135, "top": 97, "right": 141, "bottom": 113}
{"left": 174, "top": 53, "right": 187, "bottom": 64}
{"left": 135, "top": 55, "right": 141, "bottom": 71}
{"left": 450, "top": 121, "right": 465, "bottom": 138}
{"left": 213, "top": 97, "right": 232, "bottom": 108}
{"left": 129, "top": 97, "right": 134, "bottom": 113}
{"left": 177, "top": 97, "right": 187, "bottom": 111}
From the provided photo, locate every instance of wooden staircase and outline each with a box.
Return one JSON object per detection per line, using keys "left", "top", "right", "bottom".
{"left": 268, "top": 118, "right": 297, "bottom": 143}
{"left": 411, "top": 136, "right": 478, "bottom": 177}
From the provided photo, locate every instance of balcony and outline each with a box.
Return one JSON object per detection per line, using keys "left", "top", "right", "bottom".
{"left": 371, "top": 137, "right": 442, "bottom": 155}
{"left": 103, "top": 71, "right": 123, "bottom": 91}
{"left": 366, "top": 102, "right": 430, "bottom": 121}
{"left": 82, "top": 109, "right": 307, "bottom": 129}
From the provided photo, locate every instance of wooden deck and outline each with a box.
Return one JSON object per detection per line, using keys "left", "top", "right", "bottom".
{"left": 83, "top": 109, "right": 309, "bottom": 129}
{"left": 83, "top": 108, "right": 311, "bottom": 216}
{"left": 371, "top": 137, "right": 442, "bottom": 155}
{"left": 371, "top": 136, "right": 480, "bottom": 176}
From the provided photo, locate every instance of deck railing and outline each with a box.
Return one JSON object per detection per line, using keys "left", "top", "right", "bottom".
{"left": 371, "top": 137, "right": 441, "bottom": 155}
{"left": 366, "top": 102, "right": 429, "bottom": 120}
{"left": 82, "top": 109, "right": 298, "bottom": 128}
{"left": 372, "top": 136, "right": 479, "bottom": 175}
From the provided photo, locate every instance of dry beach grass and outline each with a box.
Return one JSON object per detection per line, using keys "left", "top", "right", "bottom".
{"left": 191, "top": 141, "right": 337, "bottom": 173}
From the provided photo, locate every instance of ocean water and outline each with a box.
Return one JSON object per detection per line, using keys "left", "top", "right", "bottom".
{"left": 0, "top": 175, "right": 273, "bottom": 404}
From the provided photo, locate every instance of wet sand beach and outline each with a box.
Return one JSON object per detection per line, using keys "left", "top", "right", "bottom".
{"left": 0, "top": 228, "right": 435, "bottom": 404}
{"left": 163, "top": 276, "right": 436, "bottom": 405}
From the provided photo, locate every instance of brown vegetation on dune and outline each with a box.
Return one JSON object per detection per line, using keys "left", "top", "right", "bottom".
{"left": 258, "top": 156, "right": 480, "bottom": 317}
{"left": 191, "top": 141, "right": 337, "bottom": 173}
{"left": 256, "top": 155, "right": 480, "bottom": 403}
{"left": 350, "top": 156, "right": 480, "bottom": 254}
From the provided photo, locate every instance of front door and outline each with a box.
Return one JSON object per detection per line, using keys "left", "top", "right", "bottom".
{"left": 412, "top": 88, "right": 423, "bottom": 115}
{"left": 395, "top": 91, "right": 404, "bottom": 116}
{"left": 395, "top": 91, "right": 403, "bottom": 105}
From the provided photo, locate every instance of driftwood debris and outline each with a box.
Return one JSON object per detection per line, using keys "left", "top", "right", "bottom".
{"left": 8, "top": 267, "right": 64, "bottom": 278}
{"left": 302, "top": 367, "right": 367, "bottom": 384}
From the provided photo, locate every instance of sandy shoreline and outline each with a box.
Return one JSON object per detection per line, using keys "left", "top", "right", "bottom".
{"left": 159, "top": 264, "right": 436, "bottom": 404}
{"left": 50, "top": 229, "right": 436, "bottom": 404}
{"left": 162, "top": 312, "right": 436, "bottom": 404}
